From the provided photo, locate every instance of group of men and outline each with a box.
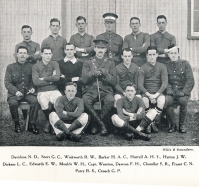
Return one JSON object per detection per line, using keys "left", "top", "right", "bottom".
{"left": 4, "top": 13, "right": 195, "bottom": 143}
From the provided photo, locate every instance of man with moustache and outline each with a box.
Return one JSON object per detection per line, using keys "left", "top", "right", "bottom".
{"left": 49, "top": 82, "right": 89, "bottom": 142}
{"left": 123, "top": 17, "right": 150, "bottom": 68}
{"left": 96, "top": 13, "right": 123, "bottom": 66}
{"left": 5, "top": 46, "right": 40, "bottom": 134}
{"left": 111, "top": 84, "right": 150, "bottom": 141}
{"left": 32, "top": 46, "right": 62, "bottom": 133}
{"left": 165, "top": 45, "right": 194, "bottom": 133}
{"left": 58, "top": 43, "right": 83, "bottom": 98}
{"left": 15, "top": 25, "right": 41, "bottom": 64}
{"left": 137, "top": 46, "right": 168, "bottom": 133}
{"left": 70, "top": 16, "right": 95, "bottom": 62}
{"left": 82, "top": 39, "right": 117, "bottom": 136}
{"left": 41, "top": 18, "right": 67, "bottom": 62}
{"left": 150, "top": 15, "right": 176, "bottom": 64}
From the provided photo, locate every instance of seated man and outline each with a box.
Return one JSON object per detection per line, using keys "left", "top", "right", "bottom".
{"left": 111, "top": 84, "right": 150, "bottom": 141}
{"left": 58, "top": 43, "right": 83, "bottom": 98}
{"left": 49, "top": 82, "right": 89, "bottom": 142}
{"left": 165, "top": 45, "right": 195, "bottom": 133}
{"left": 114, "top": 48, "right": 140, "bottom": 107}
{"left": 82, "top": 39, "right": 117, "bottom": 136}
{"left": 4, "top": 46, "right": 40, "bottom": 134}
{"left": 32, "top": 46, "right": 62, "bottom": 133}
{"left": 138, "top": 46, "right": 168, "bottom": 133}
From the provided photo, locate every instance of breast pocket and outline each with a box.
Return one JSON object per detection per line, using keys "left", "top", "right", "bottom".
{"left": 11, "top": 73, "right": 19, "bottom": 83}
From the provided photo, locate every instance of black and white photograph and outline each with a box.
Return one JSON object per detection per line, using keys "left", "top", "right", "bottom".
{"left": 0, "top": 0, "right": 199, "bottom": 186}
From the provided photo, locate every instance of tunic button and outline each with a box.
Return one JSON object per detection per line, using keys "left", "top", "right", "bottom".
{"left": 176, "top": 86, "right": 177, "bottom": 87}
{"left": 22, "top": 78, "right": 24, "bottom": 80}
{"left": 174, "top": 71, "right": 175, "bottom": 72}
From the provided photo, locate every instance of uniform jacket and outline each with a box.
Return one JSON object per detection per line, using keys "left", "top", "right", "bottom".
{"left": 96, "top": 32, "right": 123, "bottom": 64}
{"left": 82, "top": 56, "right": 117, "bottom": 97}
{"left": 166, "top": 59, "right": 195, "bottom": 96}
{"left": 4, "top": 62, "right": 34, "bottom": 100}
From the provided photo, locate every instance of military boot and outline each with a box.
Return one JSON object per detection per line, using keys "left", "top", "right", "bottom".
{"left": 166, "top": 106, "right": 177, "bottom": 133}
{"left": 179, "top": 105, "right": 187, "bottom": 133}
{"left": 14, "top": 121, "right": 21, "bottom": 133}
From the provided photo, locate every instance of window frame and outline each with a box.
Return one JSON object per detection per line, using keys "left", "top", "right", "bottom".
{"left": 187, "top": 0, "right": 199, "bottom": 40}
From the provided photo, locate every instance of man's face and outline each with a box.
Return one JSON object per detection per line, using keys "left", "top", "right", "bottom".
{"left": 17, "top": 48, "right": 28, "bottom": 63}
{"left": 41, "top": 49, "right": 52, "bottom": 62}
{"left": 21, "top": 28, "right": 32, "bottom": 41}
{"left": 50, "top": 21, "right": 60, "bottom": 35}
{"left": 65, "top": 85, "right": 77, "bottom": 101}
{"left": 147, "top": 49, "right": 158, "bottom": 64}
{"left": 104, "top": 21, "right": 115, "bottom": 32}
{"left": 157, "top": 18, "right": 167, "bottom": 32}
{"left": 76, "top": 19, "right": 87, "bottom": 33}
{"left": 65, "top": 44, "right": 76, "bottom": 59}
{"left": 94, "top": 46, "right": 107, "bottom": 59}
{"left": 125, "top": 86, "right": 136, "bottom": 101}
{"left": 122, "top": 50, "right": 133, "bottom": 65}
{"left": 130, "top": 19, "right": 140, "bottom": 33}
{"left": 168, "top": 48, "right": 179, "bottom": 62}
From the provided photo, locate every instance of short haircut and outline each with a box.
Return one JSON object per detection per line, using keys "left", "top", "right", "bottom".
{"left": 168, "top": 44, "right": 180, "bottom": 52}
{"left": 125, "top": 83, "right": 136, "bottom": 90}
{"left": 76, "top": 16, "right": 86, "bottom": 23}
{"left": 130, "top": 17, "right": 140, "bottom": 24}
{"left": 41, "top": 46, "right": 52, "bottom": 53}
{"left": 17, "top": 46, "right": 28, "bottom": 53}
{"left": 21, "top": 25, "right": 32, "bottom": 31}
{"left": 65, "top": 42, "right": 76, "bottom": 49}
{"left": 157, "top": 15, "right": 167, "bottom": 22}
{"left": 65, "top": 82, "right": 77, "bottom": 89}
{"left": 122, "top": 48, "right": 133, "bottom": 55}
{"left": 50, "top": 18, "right": 60, "bottom": 25}
{"left": 146, "top": 46, "right": 158, "bottom": 54}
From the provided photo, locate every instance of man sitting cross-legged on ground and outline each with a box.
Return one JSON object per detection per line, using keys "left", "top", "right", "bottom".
{"left": 137, "top": 46, "right": 168, "bottom": 133}
{"left": 111, "top": 84, "right": 150, "bottom": 141}
{"left": 49, "top": 82, "right": 90, "bottom": 142}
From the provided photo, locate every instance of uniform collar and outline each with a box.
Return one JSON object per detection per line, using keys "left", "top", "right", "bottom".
{"left": 23, "top": 40, "right": 32, "bottom": 43}
{"left": 64, "top": 57, "right": 77, "bottom": 64}
{"left": 158, "top": 30, "right": 167, "bottom": 34}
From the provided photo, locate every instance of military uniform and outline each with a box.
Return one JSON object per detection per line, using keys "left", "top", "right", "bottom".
{"left": 165, "top": 59, "right": 195, "bottom": 133}
{"left": 96, "top": 13, "right": 123, "bottom": 66}
{"left": 82, "top": 49, "right": 117, "bottom": 135}
{"left": 4, "top": 62, "right": 40, "bottom": 133}
{"left": 96, "top": 32, "right": 123, "bottom": 66}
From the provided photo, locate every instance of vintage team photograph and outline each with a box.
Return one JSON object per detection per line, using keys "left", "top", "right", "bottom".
{"left": 0, "top": 0, "right": 199, "bottom": 146}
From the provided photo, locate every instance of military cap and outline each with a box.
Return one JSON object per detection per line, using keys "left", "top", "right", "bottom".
{"left": 103, "top": 13, "right": 118, "bottom": 22}
{"left": 93, "top": 39, "right": 109, "bottom": 47}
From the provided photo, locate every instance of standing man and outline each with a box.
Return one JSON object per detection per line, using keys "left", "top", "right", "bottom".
{"left": 150, "top": 15, "right": 176, "bottom": 64}
{"left": 70, "top": 16, "right": 95, "bottom": 62}
{"left": 165, "top": 45, "right": 194, "bottom": 133}
{"left": 41, "top": 18, "right": 67, "bottom": 62}
{"left": 49, "top": 82, "right": 89, "bottom": 142}
{"left": 123, "top": 17, "right": 150, "bottom": 68}
{"left": 15, "top": 25, "right": 41, "bottom": 64}
{"left": 114, "top": 48, "right": 139, "bottom": 106}
{"left": 5, "top": 46, "right": 40, "bottom": 134}
{"left": 137, "top": 46, "right": 168, "bottom": 133}
{"left": 32, "top": 46, "right": 62, "bottom": 133}
{"left": 112, "top": 84, "right": 150, "bottom": 141}
{"left": 96, "top": 13, "right": 123, "bottom": 66}
{"left": 58, "top": 43, "right": 83, "bottom": 98}
{"left": 82, "top": 39, "right": 117, "bottom": 136}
